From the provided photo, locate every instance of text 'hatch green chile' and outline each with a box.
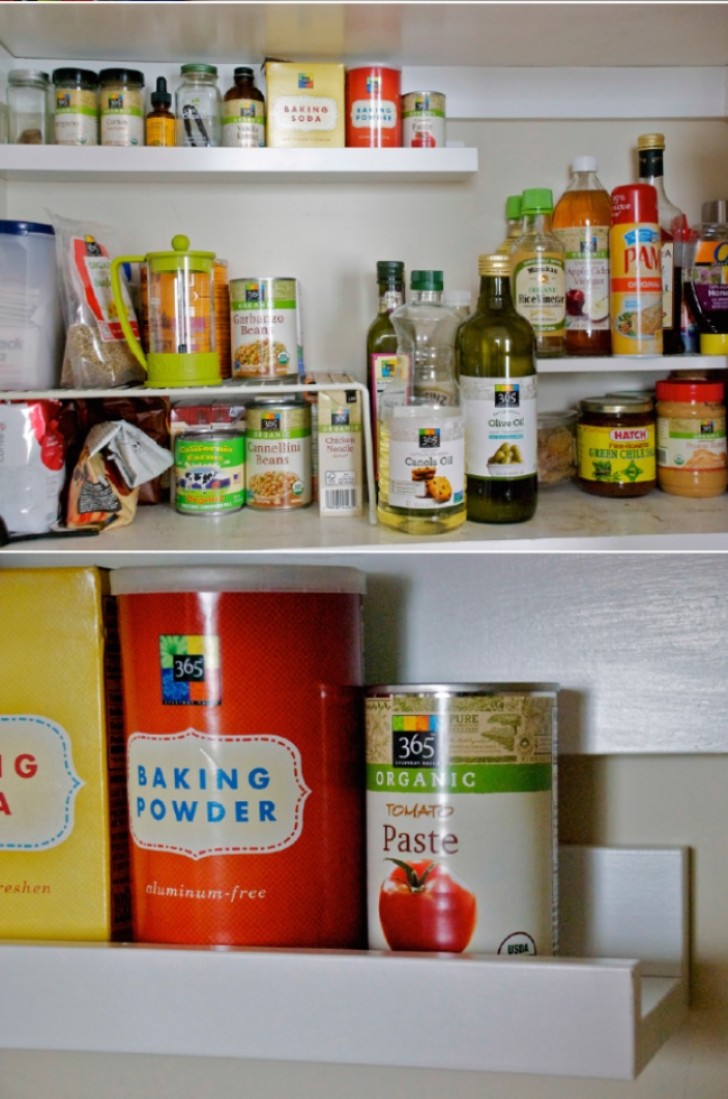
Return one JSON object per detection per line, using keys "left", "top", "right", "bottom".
{"left": 457, "top": 252, "right": 538, "bottom": 523}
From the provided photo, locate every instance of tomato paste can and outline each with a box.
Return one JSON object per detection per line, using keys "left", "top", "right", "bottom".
{"left": 610, "top": 183, "right": 663, "bottom": 356}
{"left": 110, "top": 565, "right": 367, "bottom": 948}
{"left": 345, "top": 65, "right": 401, "bottom": 147}
{"left": 401, "top": 90, "right": 446, "bottom": 148}
{"left": 230, "top": 276, "right": 304, "bottom": 378}
{"left": 174, "top": 426, "right": 245, "bottom": 515}
{"left": 245, "top": 396, "right": 312, "bottom": 509}
{"left": 365, "top": 683, "right": 558, "bottom": 955}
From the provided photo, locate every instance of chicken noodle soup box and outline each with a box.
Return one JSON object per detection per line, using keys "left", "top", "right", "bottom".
{"left": 110, "top": 565, "right": 366, "bottom": 948}
{"left": 265, "top": 62, "right": 345, "bottom": 148}
{"left": 0, "top": 568, "right": 130, "bottom": 940}
{"left": 366, "top": 683, "right": 558, "bottom": 955}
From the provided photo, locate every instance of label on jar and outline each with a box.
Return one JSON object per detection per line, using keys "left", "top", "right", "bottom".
{"left": 222, "top": 98, "right": 265, "bottom": 147}
{"left": 657, "top": 413, "right": 727, "bottom": 470}
{"left": 384, "top": 409, "right": 465, "bottom": 511}
{"left": 100, "top": 87, "right": 144, "bottom": 146}
{"left": 461, "top": 375, "right": 538, "bottom": 480}
{"left": 557, "top": 226, "right": 610, "bottom": 331}
{"left": 512, "top": 257, "right": 566, "bottom": 335}
{"left": 578, "top": 422, "right": 656, "bottom": 484}
{"left": 365, "top": 689, "right": 556, "bottom": 955}
{"left": 0, "top": 715, "right": 82, "bottom": 850}
{"left": 54, "top": 87, "right": 98, "bottom": 146}
{"left": 127, "top": 729, "right": 311, "bottom": 859}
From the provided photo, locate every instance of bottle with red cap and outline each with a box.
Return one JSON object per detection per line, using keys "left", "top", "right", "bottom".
{"left": 610, "top": 183, "right": 663, "bottom": 356}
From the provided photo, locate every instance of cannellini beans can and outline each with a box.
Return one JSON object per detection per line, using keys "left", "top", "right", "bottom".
{"left": 401, "top": 90, "right": 446, "bottom": 148}
{"left": 230, "top": 276, "right": 304, "bottom": 378}
{"left": 110, "top": 565, "right": 367, "bottom": 948}
{"left": 366, "top": 683, "right": 558, "bottom": 955}
{"left": 245, "top": 396, "right": 312, "bottom": 509}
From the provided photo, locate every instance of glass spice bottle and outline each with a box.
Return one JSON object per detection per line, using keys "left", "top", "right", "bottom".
{"left": 145, "top": 77, "right": 175, "bottom": 147}
{"left": 222, "top": 67, "right": 266, "bottom": 147}
{"left": 8, "top": 70, "right": 51, "bottom": 144}
{"left": 176, "top": 64, "right": 222, "bottom": 147}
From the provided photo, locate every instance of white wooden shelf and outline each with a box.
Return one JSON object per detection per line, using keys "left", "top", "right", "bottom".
{"left": 0, "top": 846, "right": 689, "bottom": 1080}
{"left": 0, "top": 145, "right": 478, "bottom": 184}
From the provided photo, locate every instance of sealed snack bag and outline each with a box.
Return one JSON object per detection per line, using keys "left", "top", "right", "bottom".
{"left": 50, "top": 212, "right": 145, "bottom": 388}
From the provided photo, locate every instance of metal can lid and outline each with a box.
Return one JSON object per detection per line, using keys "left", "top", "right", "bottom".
{"left": 478, "top": 252, "right": 510, "bottom": 277}
{"left": 579, "top": 395, "right": 654, "bottom": 416}
{"left": 8, "top": 69, "right": 50, "bottom": 87}
{"left": 365, "top": 682, "right": 559, "bottom": 697}
{"left": 656, "top": 379, "right": 725, "bottom": 403}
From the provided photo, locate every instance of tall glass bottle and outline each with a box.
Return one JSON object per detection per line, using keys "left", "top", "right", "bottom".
{"left": 637, "top": 133, "right": 684, "bottom": 354}
{"left": 367, "top": 260, "right": 405, "bottom": 486}
{"left": 457, "top": 252, "right": 538, "bottom": 523}
{"left": 497, "top": 193, "right": 523, "bottom": 253}
{"left": 510, "top": 188, "right": 566, "bottom": 357}
{"left": 553, "top": 156, "right": 612, "bottom": 356}
{"left": 378, "top": 270, "right": 466, "bottom": 535}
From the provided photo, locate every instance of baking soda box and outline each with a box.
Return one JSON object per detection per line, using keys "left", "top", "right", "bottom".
{"left": 265, "top": 62, "right": 345, "bottom": 147}
{"left": 0, "top": 568, "right": 130, "bottom": 940}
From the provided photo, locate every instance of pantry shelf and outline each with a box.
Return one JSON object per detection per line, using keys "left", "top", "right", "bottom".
{"left": 0, "top": 145, "right": 478, "bottom": 184}
{"left": 0, "top": 846, "right": 688, "bottom": 1080}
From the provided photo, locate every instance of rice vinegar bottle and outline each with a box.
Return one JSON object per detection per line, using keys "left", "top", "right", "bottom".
{"left": 510, "top": 188, "right": 566, "bottom": 357}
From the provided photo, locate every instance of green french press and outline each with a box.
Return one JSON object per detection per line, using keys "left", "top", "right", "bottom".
{"left": 110, "top": 235, "right": 221, "bottom": 387}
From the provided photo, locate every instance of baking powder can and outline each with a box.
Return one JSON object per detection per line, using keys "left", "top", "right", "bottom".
{"left": 174, "top": 426, "right": 245, "bottom": 515}
{"left": 230, "top": 276, "right": 304, "bottom": 378}
{"left": 345, "top": 66, "right": 401, "bottom": 147}
{"left": 401, "top": 90, "right": 446, "bottom": 148}
{"left": 366, "top": 683, "right": 558, "bottom": 955}
{"left": 610, "top": 184, "right": 663, "bottom": 356}
{"left": 110, "top": 564, "right": 367, "bottom": 948}
{"left": 246, "top": 396, "right": 312, "bottom": 509}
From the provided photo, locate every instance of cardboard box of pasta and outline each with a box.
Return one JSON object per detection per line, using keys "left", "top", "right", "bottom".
{"left": 308, "top": 372, "right": 364, "bottom": 517}
{"left": 0, "top": 568, "right": 130, "bottom": 940}
{"left": 265, "top": 61, "right": 345, "bottom": 147}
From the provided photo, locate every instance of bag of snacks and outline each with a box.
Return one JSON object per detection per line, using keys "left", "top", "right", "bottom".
{"left": 49, "top": 212, "right": 145, "bottom": 389}
{"left": 0, "top": 400, "right": 66, "bottom": 534}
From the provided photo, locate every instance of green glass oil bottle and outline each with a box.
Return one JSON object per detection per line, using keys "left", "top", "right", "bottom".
{"left": 457, "top": 252, "right": 538, "bottom": 523}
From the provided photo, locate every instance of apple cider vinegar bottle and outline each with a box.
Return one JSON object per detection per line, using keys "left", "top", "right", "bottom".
{"left": 553, "top": 157, "right": 612, "bottom": 356}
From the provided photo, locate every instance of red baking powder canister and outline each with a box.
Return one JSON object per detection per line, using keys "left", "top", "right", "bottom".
{"left": 345, "top": 65, "right": 402, "bottom": 147}
{"left": 110, "top": 565, "right": 366, "bottom": 948}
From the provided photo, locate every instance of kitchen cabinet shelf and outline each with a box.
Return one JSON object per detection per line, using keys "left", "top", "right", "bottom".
{"left": 0, "top": 846, "right": 689, "bottom": 1080}
{"left": 0, "top": 145, "right": 478, "bottom": 185}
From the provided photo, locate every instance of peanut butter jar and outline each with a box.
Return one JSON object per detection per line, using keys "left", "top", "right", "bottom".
{"left": 656, "top": 379, "right": 728, "bottom": 497}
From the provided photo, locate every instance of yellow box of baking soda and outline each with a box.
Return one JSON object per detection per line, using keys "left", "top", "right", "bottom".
{"left": 265, "top": 62, "right": 345, "bottom": 147}
{"left": 0, "top": 568, "right": 129, "bottom": 940}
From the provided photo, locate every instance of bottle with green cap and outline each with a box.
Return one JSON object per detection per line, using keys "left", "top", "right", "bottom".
{"left": 377, "top": 270, "right": 466, "bottom": 534}
{"left": 497, "top": 194, "right": 523, "bottom": 253}
{"left": 457, "top": 252, "right": 538, "bottom": 523}
{"left": 510, "top": 188, "right": 566, "bottom": 357}
{"left": 367, "top": 260, "right": 406, "bottom": 487}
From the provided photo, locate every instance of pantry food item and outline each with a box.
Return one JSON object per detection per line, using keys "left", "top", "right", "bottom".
{"left": 0, "top": 400, "right": 66, "bottom": 534}
{"left": 53, "top": 68, "right": 99, "bottom": 146}
{"left": 0, "top": 219, "right": 63, "bottom": 389}
{"left": 401, "top": 90, "right": 446, "bottom": 147}
{"left": 230, "top": 276, "right": 303, "bottom": 379}
{"left": 110, "top": 564, "right": 366, "bottom": 947}
{"left": 174, "top": 426, "right": 245, "bottom": 515}
{"left": 8, "top": 69, "right": 50, "bottom": 144}
{"left": 99, "top": 68, "right": 144, "bottom": 147}
{"left": 537, "top": 410, "right": 577, "bottom": 485}
{"left": 265, "top": 61, "right": 345, "bottom": 148}
{"left": 246, "top": 396, "right": 312, "bottom": 509}
{"left": 222, "top": 66, "right": 265, "bottom": 147}
{"left": 176, "top": 64, "right": 222, "bottom": 147}
{"left": 312, "top": 372, "right": 364, "bottom": 517}
{"left": 656, "top": 378, "right": 728, "bottom": 497}
{"left": 577, "top": 395, "right": 656, "bottom": 496}
{"left": 0, "top": 567, "right": 129, "bottom": 941}
{"left": 346, "top": 66, "right": 401, "bottom": 147}
{"left": 610, "top": 183, "right": 663, "bottom": 356}
{"left": 366, "top": 683, "right": 558, "bottom": 955}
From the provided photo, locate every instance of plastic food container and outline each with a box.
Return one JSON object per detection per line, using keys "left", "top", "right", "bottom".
{"left": 537, "top": 410, "right": 577, "bottom": 485}
{"left": 656, "top": 378, "right": 728, "bottom": 497}
{"left": 110, "top": 565, "right": 367, "bottom": 948}
{"left": 0, "top": 220, "right": 63, "bottom": 389}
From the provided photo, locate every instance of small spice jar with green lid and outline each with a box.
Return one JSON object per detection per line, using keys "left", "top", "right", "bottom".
{"left": 577, "top": 395, "right": 656, "bottom": 497}
{"left": 99, "top": 68, "right": 145, "bottom": 147}
{"left": 656, "top": 378, "right": 728, "bottom": 497}
{"left": 53, "top": 68, "right": 99, "bottom": 146}
{"left": 176, "top": 64, "right": 222, "bottom": 147}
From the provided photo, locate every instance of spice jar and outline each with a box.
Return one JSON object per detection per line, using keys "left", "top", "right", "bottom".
{"left": 99, "top": 69, "right": 145, "bottom": 146}
{"left": 53, "top": 68, "right": 99, "bottom": 146}
{"left": 577, "top": 395, "right": 656, "bottom": 497}
{"left": 176, "top": 64, "right": 222, "bottom": 147}
{"left": 656, "top": 379, "right": 728, "bottom": 497}
{"left": 8, "top": 70, "right": 51, "bottom": 144}
{"left": 537, "top": 410, "right": 577, "bottom": 486}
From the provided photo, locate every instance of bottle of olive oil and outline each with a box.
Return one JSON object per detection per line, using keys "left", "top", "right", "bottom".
{"left": 378, "top": 270, "right": 466, "bottom": 535}
{"left": 457, "top": 252, "right": 538, "bottom": 523}
{"left": 367, "top": 260, "right": 405, "bottom": 486}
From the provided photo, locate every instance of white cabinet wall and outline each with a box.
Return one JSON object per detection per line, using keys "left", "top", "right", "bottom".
{"left": 1, "top": 4, "right": 728, "bottom": 1096}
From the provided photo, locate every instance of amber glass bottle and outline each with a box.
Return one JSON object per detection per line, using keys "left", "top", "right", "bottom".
{"left": 553, "top": 156, "right": 612, "bottom": 356}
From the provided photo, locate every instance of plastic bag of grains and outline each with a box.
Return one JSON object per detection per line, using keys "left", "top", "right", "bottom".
{"left": 49, "top": 211, "right": 145, "bottom": 388}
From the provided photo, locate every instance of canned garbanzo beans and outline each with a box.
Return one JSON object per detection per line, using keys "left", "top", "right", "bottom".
{"left": 230, "top": 276, "right": 304, "bottom": 379}
{"left": 366, "top": 683, "right": 558, "bottom": 956}
{"left": 246, "top": 396, "right": 312, "bottom": 509}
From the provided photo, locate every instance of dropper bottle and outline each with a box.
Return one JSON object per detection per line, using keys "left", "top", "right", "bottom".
{"left": 145, "top": 77, "right": 175, "bottom": 147}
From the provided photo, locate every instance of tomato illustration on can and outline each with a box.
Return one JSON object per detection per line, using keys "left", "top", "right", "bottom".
{"left": 379, "top": 858, "right": 477, "bottom": 953}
